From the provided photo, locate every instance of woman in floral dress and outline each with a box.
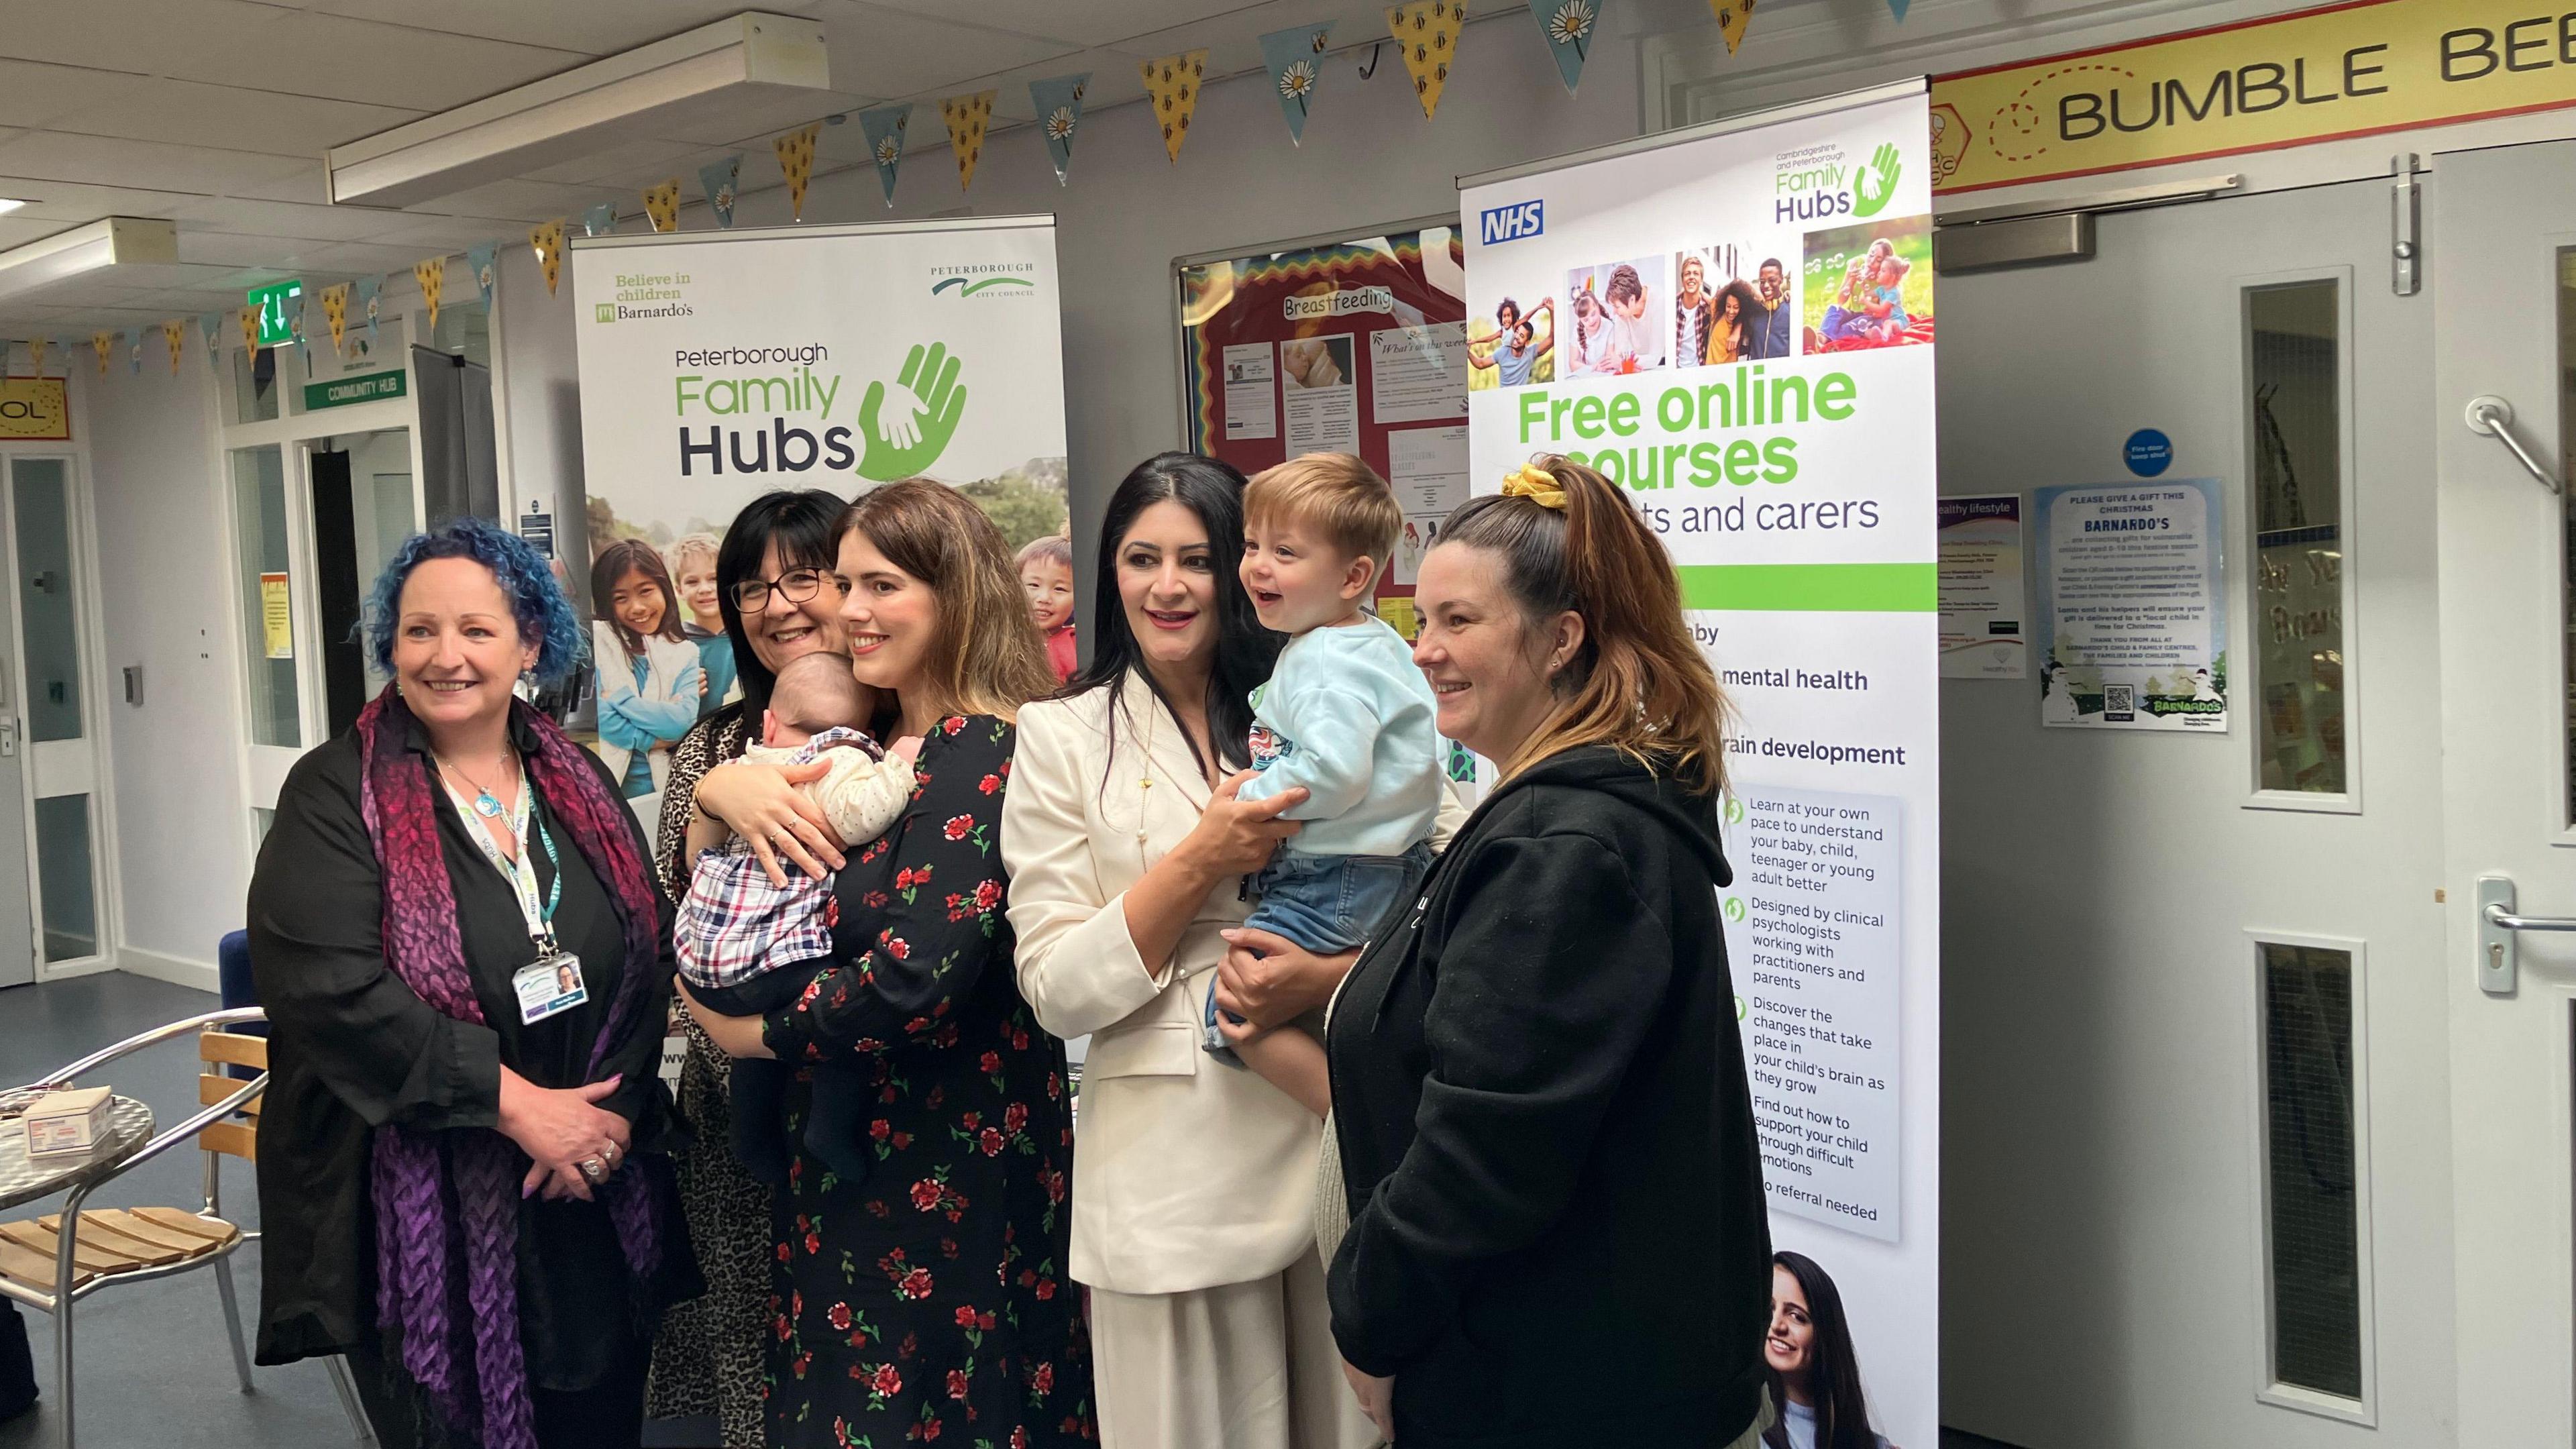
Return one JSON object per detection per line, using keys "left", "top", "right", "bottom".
{"left": 685, "top": 481, "right": 1093, "bottom": 1448}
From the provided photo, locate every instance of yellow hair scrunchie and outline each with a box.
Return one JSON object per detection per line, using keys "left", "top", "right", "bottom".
{"left": 1502, "top": 465, "right": 1567, "bottom": 510}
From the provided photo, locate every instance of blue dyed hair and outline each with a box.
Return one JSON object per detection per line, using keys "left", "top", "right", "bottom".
{"left": 362, "top": 516, "right": 585, "bottom": 684}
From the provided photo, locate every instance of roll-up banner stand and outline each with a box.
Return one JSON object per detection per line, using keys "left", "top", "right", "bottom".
{"left": 567, "top": 215, "right": 1071, "bottom": 836}
{"left": 1460, "top": 78, "right": 1938, "bottom": 1447}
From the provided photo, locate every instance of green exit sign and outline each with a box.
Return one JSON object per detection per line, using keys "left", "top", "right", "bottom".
{"left": 247, "top": 279, "right": 303, "bottom": 347}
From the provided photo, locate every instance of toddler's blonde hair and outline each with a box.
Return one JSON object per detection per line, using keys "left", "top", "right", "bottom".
{"left": 1244, "top": 452, "right": 1401, "bottom": 578}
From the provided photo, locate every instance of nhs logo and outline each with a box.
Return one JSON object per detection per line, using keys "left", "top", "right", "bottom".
{"left": 1479, "top": 200, "right": 1544, "bottom": 246}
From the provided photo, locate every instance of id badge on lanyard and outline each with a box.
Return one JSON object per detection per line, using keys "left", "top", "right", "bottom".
{"left": 445, "top": 777, "right": 585, "bottom": 1025}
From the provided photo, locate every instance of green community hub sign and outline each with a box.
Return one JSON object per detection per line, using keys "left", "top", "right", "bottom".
{"left": 303, "top": 368, "right": 406, "bottom": 411}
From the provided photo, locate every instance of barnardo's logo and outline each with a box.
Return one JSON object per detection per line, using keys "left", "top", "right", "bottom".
{"left": 597, "top": 268, "right": 696, "bottom": 321}
{"left": 1774, "top": 140, "right": 1902, "bottom": 223}
{"left": 928, "top": 261, "right": 1038, "bottom": 299}
{"left": 1479, "top": 199, "right": 1544, "bottom": 246}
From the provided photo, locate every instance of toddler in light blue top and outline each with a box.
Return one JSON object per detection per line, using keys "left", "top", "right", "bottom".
{"left": 1208, "top": 452, "right": 1442, "bottom": 1100}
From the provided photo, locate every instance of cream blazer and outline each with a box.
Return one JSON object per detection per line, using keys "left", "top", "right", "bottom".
{"left": 1004, "top": 673, "right": 1460, "bottom": 1297}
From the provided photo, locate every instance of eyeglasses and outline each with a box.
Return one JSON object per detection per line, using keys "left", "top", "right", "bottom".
{"left": 728, "top": 567, "right": 836, "bottom": 612}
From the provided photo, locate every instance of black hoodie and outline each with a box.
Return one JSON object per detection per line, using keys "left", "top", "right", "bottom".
{"left": 1325, "top": 745, "right": 1771, "bottom": 1448}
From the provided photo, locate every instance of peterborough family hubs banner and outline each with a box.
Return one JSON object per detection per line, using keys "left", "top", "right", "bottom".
{"left": 1460, "top": 78, "right": 1939, "bottom": 1448}
{"left": 568, "top": 216, "right": 1070, "bottom": 834}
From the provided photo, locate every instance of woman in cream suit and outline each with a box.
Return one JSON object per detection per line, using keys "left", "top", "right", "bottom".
{"left": 1006, "top": 453, "right": 1387, "bottom": 1449}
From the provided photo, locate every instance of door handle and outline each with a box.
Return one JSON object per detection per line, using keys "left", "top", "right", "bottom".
{"left": 2477, "top": 873, "right": 2576, "bottom": 994}
{"left": 2464, "top": 396, "right": 2564, "bottom": 494}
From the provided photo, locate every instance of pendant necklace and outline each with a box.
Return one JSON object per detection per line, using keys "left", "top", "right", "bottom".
{"left": 437, "top": 747, "right": 520, "bottom": 822}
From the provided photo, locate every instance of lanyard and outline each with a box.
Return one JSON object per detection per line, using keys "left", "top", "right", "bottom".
{"left": 440, "top": 772, "right": 562, "bottom": 951}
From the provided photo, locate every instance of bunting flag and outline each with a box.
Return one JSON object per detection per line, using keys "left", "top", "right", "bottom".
{"left": 464, "top": 241, "right": 498, "bottom": 310}
{"left": 1140, "top": 50, "right": 1208, "bottom": 164}
{"left": 1712, "top": 0, "right": 1754, "bottom": 54}
{"left": 938, "top": 91, "right": 995, "bottom": 191}
{"left": 320, "top": 283, "right": 350, "bottom": 354}
{"left": 355, "top": 276, "right": 382, "bottom": 345}
{"left": 1886, "top": 0, "right": 1907, "bottom": 17}
{"left": 91, "top": 332, "right": 111, "bottom": 377}
{"left": 1258, "top": 24, "right": 1332, "bottom": 144}
{"left": 1530, "top": 0, "right": 1599, "bottom": 93}
{"left": 582, "top": 201, "right": 617, "bottom": 237}
{"left": 530, "top": 219, "right": 567, "bottom": 295}
{"left": 698, "top": 154, "right": 742, "bottom": 227}
{"left": 27, "top": 337, "right": 45, "bottom": 377}
{"left": 285, "top": 290, "right": 307, "bottom": 346}
{"left": 163, "top": 319, "right": 185, "bottom": 374}
{"left": 1027, "top": 74, "right": 1087, "bottom": 184}
{"left": 415, "top": 257, "right": 446, "bottom": 331}
{"left": 127, "top": 330, "right": 142, "bottom": 375}
{"left": 774, "top": 123, "right": 818, "bottom": 220}
{"left": 196, "top": 316, "right": 221, "bottom": 370}
{"left": 858, "top": 103, "right": 912, "bottom": 207}
{"left": 1389, "top": 1, "right": 1466, "bottom": 119}
{"left": 641, "top": 178, "right": 682, "bottom": 233}
{"left": 238, "top": 306, "right": 260, "bottom": 361}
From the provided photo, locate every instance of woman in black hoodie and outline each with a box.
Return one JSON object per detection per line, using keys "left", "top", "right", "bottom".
{"left": 1324, "top": 455, "right": 1772, "bottom": 1448}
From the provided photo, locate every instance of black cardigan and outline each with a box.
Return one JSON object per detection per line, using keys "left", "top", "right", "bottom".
{"left": 1325, "top": 745, "right": 1770, "bottom": 1448}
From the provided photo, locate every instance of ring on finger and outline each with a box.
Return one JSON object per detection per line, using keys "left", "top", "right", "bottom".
{"left": 579, "top": 1156, "right": 607, "bottom": 1183}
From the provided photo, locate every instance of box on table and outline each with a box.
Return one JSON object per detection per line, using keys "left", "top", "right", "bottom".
{"left": 23, "top": 1086, "right": 112, "bottom": 1159}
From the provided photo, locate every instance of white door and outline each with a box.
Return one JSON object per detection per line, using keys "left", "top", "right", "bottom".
{"left": 2432, "top": 136, "right": 2576, "bottom": 1447}
{"left": 1937, "top": 176, "right": 2453, "bottom": 1448}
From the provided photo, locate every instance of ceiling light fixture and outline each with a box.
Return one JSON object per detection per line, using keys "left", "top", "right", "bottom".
{"left": 0, "top": 217, "right": 176, "bottom": 307}
{"left": 324, "top": 11, "right": 830, "bottom": 209}
{"left": 0, "top": 199, "right": 30, "bottom": 216}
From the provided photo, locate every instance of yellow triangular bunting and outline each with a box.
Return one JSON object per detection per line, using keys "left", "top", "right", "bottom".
{"left": 1140, "top": 50, "right": 1210, "bottom": 164}
{"left": 1388, "top": 1, "right": 1467, "bottom": 119}
{"left": 1711, "top": 0, "right": 1756, "bottom": 54}
{"left": 238, "top": 307, "right": 261, "bottom": 360}
{"left": 415, "top": 258, "right": 445, "bottom": 331}
{"left": 26, "top": 337, "right": 44, "bottom": 376}
{"left": 319, "top": 283, "right": 349, "bottom": 354}
{"left": 529, "top": 219, "right": 567, "bottom": 295}
{"left": 940, "top": 91, "right": 996, "bottom": 191}
{"left": 775, "top": 123, "right": 818, "bottom": 220}
{"left": 90, "top": 331, "right": 111, "bottom": 376}
{"left": 162, "top": 319, "right": 184, "bottom": 374}
{"left": 642, "top": 178, "right": 682, "bottom": 233}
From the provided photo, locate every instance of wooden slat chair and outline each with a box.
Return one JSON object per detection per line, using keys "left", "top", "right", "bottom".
{"left": 0, "top": 1008, "right": 371, "bottom": 1448}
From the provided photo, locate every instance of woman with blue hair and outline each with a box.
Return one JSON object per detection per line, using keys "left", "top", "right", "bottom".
{"left": 247, "top": 516, "right": 699, "bottom": 1449}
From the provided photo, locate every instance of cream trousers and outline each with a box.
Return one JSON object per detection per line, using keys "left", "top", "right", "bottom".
{"left": 1088, "top": 1247, "right": 1379, "bottom": 1449}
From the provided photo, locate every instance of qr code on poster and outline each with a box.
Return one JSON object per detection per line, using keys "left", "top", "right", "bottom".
{"left": 2103, "top": 684, "right": 2135, "bottom": 720}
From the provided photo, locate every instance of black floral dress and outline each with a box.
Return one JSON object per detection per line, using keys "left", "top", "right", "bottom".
{"left": 757, "top": 714, "right": 1094, "bottom": 1449}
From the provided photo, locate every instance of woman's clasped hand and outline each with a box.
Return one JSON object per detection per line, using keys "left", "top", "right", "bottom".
{"left": 502, "top": 1069, "right": 632, "bottom": 1201}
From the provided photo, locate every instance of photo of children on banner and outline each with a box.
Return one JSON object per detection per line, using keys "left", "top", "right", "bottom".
{"left": 589, "top": 538, "right": 706, "bottom": 824}
{"left": 1766, "top": 1250, "right": 1901, "bottom": 1449}
{"left": 1468, "top": 293, "right": 1555, "bottom": 386}
{"left": 1803, "top": 215, "right": 1935, "bottom": 353}
{"left": 673, "top": 651, "right": 919, "bottom": 1184}
{"left": 1206, "top": 454, "right": 1444, "bottom": 1116}
{"left": 1018, "top": 531, "right": 1079, "bottom": 683}
{"left": 1564, "top": 255, "right": 1669, "bottom": 373}
{"left": 664, "top": 532, "right": 740, "bottom": 716}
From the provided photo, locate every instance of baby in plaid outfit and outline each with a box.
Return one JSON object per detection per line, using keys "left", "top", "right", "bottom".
{"left": 677, "top": 652, "right": 916, "bottom": 1184}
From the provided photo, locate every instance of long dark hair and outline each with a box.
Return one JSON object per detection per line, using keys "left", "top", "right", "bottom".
{"left": 589, "top": 538, "right": 684, "bottom": 657}
{"left": 1061, "top": 452, "right": 1279, "bottom": 785}
{"left": 1763, "top": 1250, "right": 1881, "bottom": 1449}
{"left": 714, "top": 488, "right": 845, "bottom": 716}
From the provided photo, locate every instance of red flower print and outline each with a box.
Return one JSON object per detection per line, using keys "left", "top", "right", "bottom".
{"left": 828, "top": 1302, "right": 852, "bottom": 1331}
{"left": 910, "top": 1179, "right": 943, "bottom": 1212}
{"left": 979, "top": 1051, "right": 1002, "bottom": 1074}
{"left": 1030, "top": 1362, "right": 1054, "bottom": 1395}
{"left": 1003, "top": 1102, "right": 1027, "bottom": 1134}
{"left": 978, "top": 773, "right": 1002, "bottom": 795}
{"left": 977, "top": 1128, "right": 1004, "bottom": 1157}
{"left": 943, "top": 814, "right": 973, "bottom": 841}
{"left": 799, "top": 978, "right": 823, "bottom": 1008}
{"left": 1046, "top": 1072, "right": 1061, "bottom": 1100}
{"left": 906, "top": 1016, "right": 932, "bottom": 1035}
{"left": 1038, "top": 1167, "right": 1065, "bottom": 1203}
{"left": 898, "top": 1267, "right": 934, "bottom": 1299}
{"left": 775, "top": 1243, "right": 792, "bottom": 1263}
{"left": 945, "top": 893, "right": 969, "bottom": 922}
{"left": 954, "top": 1305, "right": 980, "bottom": 1328}
{"left": 947, "top": 1368, "right": 970, "bottom": 1401}
{"left": 864, "top": 890, "right": 889, "bottom": 909}
{"left": 892, "top": 1131, "right": 914, "bottom": 1150}
{"left": 861, "top": 839, "right": 890, "bottom": 863}
{"left": 793, "top": 1289, "right": 805, "bottom": 1317}
{"left": 973, "top": 879, "right": 1002, "bottom": 912}
{"left": 942, "top": 716, "right": 967, "bottom": 735}
{"left": 805, "top": 1232, "right": 822, "bottom": 1255}
{"left": 824, "top": 897, "right": 841, "bottom": 928}
{"left": 883, "top": 935, "right": 912, "bottom": 960}
{"left": 871, "top": 1364, "right": 903, "bottom": 1397}
{"left": 1018, "top": 1268, "right": 1036, "bottom": 1287}
{"left": 961, "top": 1111, "right": 981, "bottom": 1130}
{"left": 774, "top": 1313, "right": 792, "bottom": 1341}
{"left": 1011, "top": 1028, "right": 1030, "bottom": 1051}
{"left": 871, "top": 1119, "right": 892, "bottom": 1141}
{"left": 1012, "top": 1428, "right": 1029, "bottom": 1449}
{"left": 1035, "top": 1277, "right": 1057, "bottom": 1301}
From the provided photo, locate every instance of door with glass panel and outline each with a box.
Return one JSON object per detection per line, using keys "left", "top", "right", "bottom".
{"left": 1936, "top": 176, "right": 2451, "bottom": 1449}
{"left": 7, "top": 455, "right": 100, "bottom": 976}
{"left": 2431, "top": 136, "right": 2576, "bottom": 1447}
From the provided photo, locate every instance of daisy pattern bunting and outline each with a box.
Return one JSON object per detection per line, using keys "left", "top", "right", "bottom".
{"left": 1531, "top": 0, "right": 1601, "bottom": 93}
{"left": 859, "top": 102, "right": 913, "bottom": 207}
{"left": 1027, "top": 73, "right": 1088, "bottom": 185}
{"left": 1258, "top": 23, "right": 1333, "bottom": 144}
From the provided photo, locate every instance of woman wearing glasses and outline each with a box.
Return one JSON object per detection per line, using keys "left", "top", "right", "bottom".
{"left": 642, "top": 489, "right": 876, "bottom": 1449}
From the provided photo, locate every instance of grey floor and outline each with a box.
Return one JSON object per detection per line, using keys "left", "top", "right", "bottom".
{"left": 0, "top": 973, "right": 2027, "bottom": 1449}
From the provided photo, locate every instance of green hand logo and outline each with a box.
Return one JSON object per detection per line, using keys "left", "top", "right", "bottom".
{"left": 1854, "top": 142, "right": 1901, "bottom": 219}
{"left": 1723, "top": 896, "right": 1746, "bottom": 922}
{"left": 857, "top": 341, "right": 967, "bottom": 482}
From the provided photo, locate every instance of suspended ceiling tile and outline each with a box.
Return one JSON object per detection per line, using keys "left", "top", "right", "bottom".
{"left": 840, "top": 0, "right": 1248, "bottom": 48}
{"left": 54, "top": 78, "right": 421, "bottom": 157}
{"left": 354, "top": 213, "right": 537, "bottom": 250}
{"left": 85, "top": 261, "right": 254, "bottom": 291}
{"left": 0, "top": 178, "right": 201, "bottom": 221}
{"left": 232, "top": 163, "right": 334, "bottom": 205}
{"left": 516, "top": 137, "right": 718, "bottom": 186}
{"left": 161, "top": 11, "right": 588, "bottom": 113}
{"left": 413, "top": 178, "right": 627, "bottom": 222}
{"left": 1104, "top": 0, "right": 1397, "bottom": 72}
{"left": 647, "top": 88, "right": 879, "bottom": 148}
{"left": 815, "top": 3, "right": 1080, "bottom": 100}
{"left": 311, "top": 0, "right": 826, "bottom": 57}
{"left": 582, "top": 149, "right": 751, "bottom": 194}
{"left": 170, "top": 196, "right": 418, "bottom": 241}
{"left": 0, "top": 217, "right": 78, "bottom": 250}
{"left": 0, "top": 62, "right": 158, "bottom": 132}
{"left": 0, "top": 132, "right": 313, "bottom": 198}
{"left": 178, "top": 230, "right": 347, "bottom": 267}
{"left": 297, "top": 240, "right": 457, "bottom": 275}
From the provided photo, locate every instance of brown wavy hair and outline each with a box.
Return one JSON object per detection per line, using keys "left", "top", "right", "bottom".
{"left": 1436, "top": 455, "right": 1729, "bottom": 792}
{"left": 837, "top": 480, "right": 1055, "bottom": 722}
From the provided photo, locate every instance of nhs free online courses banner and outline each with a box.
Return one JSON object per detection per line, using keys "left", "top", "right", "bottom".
{"left": 1461, "top": 82, "right": 1939, "bottom": 1448}
{"left": 568, "top": 217, "right": 1070, "bottom": 837}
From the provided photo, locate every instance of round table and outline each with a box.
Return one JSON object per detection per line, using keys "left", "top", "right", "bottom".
{"left": 0, "top": 1095, "right": 154, "bottom": 1214}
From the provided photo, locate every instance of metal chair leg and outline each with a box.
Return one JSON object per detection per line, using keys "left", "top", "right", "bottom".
{"left": 323, "top": 1356, "right": 377, "bottom": 1444}
{"left": 54, "top": 1184, "right": 85, "bottom": 1449}
{"left": 210, "top": 1257, "right": 254, "bottom": 1394}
